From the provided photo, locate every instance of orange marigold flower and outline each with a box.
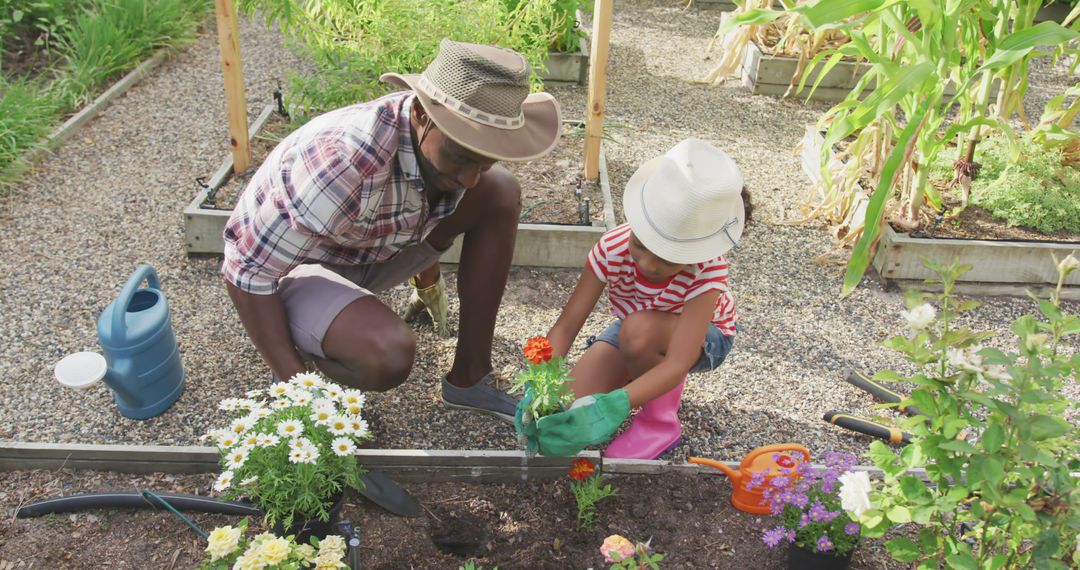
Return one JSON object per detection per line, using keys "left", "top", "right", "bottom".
{"left": 568, "top": 457, "right": 596, "bottom": 481}
{"left": 523, "top": 336, "right": 554, "bottom": 364}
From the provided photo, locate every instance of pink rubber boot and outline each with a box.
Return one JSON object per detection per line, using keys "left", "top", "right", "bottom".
{"left": 603, "top": 377, "right": 686, "bottom": 460}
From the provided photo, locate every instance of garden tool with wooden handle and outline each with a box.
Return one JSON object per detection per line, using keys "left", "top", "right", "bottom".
{"left": 402, "top": 274, "right": 451, "bottom": 338}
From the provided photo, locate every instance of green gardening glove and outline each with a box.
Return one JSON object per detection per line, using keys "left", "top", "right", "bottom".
{"left": 536, "top": 389, "right": 631, "bottom": 457}
{"left": 514, "top": 387, "right": 540, "bottom": 455}
{"left": 402, "top": 274, "right": 451, "bottom": 338}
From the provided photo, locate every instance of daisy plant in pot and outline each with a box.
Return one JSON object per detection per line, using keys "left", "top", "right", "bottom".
{"left": 511, "top": 336, "right": 576, "bottom": 453}
{"left": 753, "top": 451, "right": 866, "bottom": 569}
{"left": 206, "top": 371, "right": 371, "bottom": 540}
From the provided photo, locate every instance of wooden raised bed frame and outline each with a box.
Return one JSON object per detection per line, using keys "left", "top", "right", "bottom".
{"left": 183, "top": 108, "right": 615, "bottom": 268}
{"left": 0, "top": 442, "right": 914, "bottom": 482}
{"left": 799, "top": 125, "right": 1080, "bottom": 298}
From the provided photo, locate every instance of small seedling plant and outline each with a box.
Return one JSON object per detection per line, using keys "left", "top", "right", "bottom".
{"left": 568, "top": 458, "right": 618, "bottom": 530}
{"left": 511, "top": 336, "right": 575, "bottom": 420}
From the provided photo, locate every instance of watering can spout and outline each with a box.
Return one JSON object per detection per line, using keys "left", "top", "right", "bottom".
{"left": 688, "top": 457, "right": 741, "bottom": 483}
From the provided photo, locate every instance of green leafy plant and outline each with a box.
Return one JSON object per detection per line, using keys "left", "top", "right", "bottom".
{"left": 568, "top": 457, "right": 617, "bottom": 529}
{"left": 857, "top": 256, "right": 1080, "bottom": 569}
{"left": 601, "top": 534, "right": 664, "bottom": 569}
{"left": 511, "top": 336, "right": 575, "bottom": 419}
{"left": 927, "top": 133, "right": 1080, "bottom": 234}
{"left": 207, "top": 371, "right": 370, "bottom": 529}
{"left": 199, "top": 518, "right": 348, "bottom": 569}
{"left": 237, "top": 0, "right": 580, "bottom": 116}
{"left": 719, "top": 1, "right": 1080, "bottom": 296}
{"left": 459, "top": 561, "right": 497, "bottom": 570}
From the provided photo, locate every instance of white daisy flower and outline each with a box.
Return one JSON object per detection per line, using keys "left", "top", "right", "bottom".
{"left": 241, "top": 433, "right": 260, "bottom": 448}
{"left": 268, "top": 382, "right": 292, "bottom": 398}
{"left": 310, "top": 408, "right": 333, "bottom": 425}
{"left": 331, "top": 437, "right": 356, "bottom": 457}
{"left": 288, "top": 390, "right": 313, "bottom": 406}
{"left": 312, "top": 398, "right": 335, "bottom": 411}
{"left": 219, "top": 398, "right": 243, "bottom": 411}
{"left": 298, "top": 447, "right": 319, "bottom": 464}
{"left": 350, "top": 419, "right": 370, "bottom": 438}
{"left": 245, "top": 390, "right": 262, "bottom": 398}
{"left": 255, "top": 433, "right": 280, "bottom": 447}
{"left": 288, "top": 437, "right": 313, "bottom": 450}
{"left": 288, "top": 448, "right": 306, "bottom": 464}
{"left": 290, "top": 372, "right": 324, "bottom": 389}
{"left": 341, "top": 390, "right": 365, "bottom": 407}
{"left": 239, "top": 476, "right": 258, "bottom": 486}
{"left": 247, "top": 407, "right": 271, "bottom": 421}
{"left": 270, "top": 399, "right": 291, "bottom": 410}
{"left": 216, "top": 432, "right": 240, "bottom": 449}
{"left": 327, "top": 415, "right": 350, "bottom": 436}
{"left": 345, "top": 403, "right": 363, "bottom": 416}
{"left": 323, "top": 384, "right": 344, "bottom": 401}
{"left": 276, "top": 419, "right": 304, "bottom": 438}
{"left": 230, "top": 417, "right": 256, "bottom": 435}
{"left": 235, "top": 398, "right": 259, "bottom": 410}
{"left": 214, "top": 470, "right": 234, "bottom": 492}
{"left": 225, "top": 446, "right": 251, "bottom": 470}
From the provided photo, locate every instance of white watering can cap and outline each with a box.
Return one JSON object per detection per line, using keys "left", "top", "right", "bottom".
{"left": 55, "top": 351, "right": 107, "bottom": 391}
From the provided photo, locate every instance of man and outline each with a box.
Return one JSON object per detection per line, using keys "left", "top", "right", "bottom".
{"left": 221, "top": 39, "right": 561, "bottom": 423}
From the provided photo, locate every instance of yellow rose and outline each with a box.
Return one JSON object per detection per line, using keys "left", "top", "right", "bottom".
{"left": 205, "top": 525, "right": 242, "bottom": 561}
{"left": 255, "top": 536, "right": 292, "bottom": 565}
{"left": 232, "top": 548, "right": 263, "bottom": 570}
{"left": 314, "top": 550, "right": 344, "bottom": 570}
{"left": 296, "top": 543, "right": 317, "bottom": 563}
{"left": 318, "top": 535, "right": 347, "bottom": 558}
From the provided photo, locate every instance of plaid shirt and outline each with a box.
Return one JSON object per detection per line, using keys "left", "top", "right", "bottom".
{"left": 222, "top": 92, "right": 464, "bottom": 294}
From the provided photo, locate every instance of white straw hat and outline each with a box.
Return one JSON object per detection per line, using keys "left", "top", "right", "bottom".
{"left": 623, "top": 139, "right": 745, "bottom": 263}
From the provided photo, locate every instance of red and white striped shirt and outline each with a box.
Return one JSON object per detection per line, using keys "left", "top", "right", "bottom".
{"left": 586, "top": 224, "right": 737, "bottom": 336}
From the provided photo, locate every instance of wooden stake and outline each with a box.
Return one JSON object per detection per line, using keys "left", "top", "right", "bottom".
{"left": 583, "top": 0, "right": 613, "bottom": 181}
{"left": 214, "top": 0, "right": 251, "bottom": 173}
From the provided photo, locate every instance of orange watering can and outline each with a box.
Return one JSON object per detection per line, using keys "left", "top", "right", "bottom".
{"left": 689, "top": 444, "right": 810, "bottom": 515}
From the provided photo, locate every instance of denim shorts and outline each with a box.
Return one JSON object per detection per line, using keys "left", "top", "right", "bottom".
{"left": 586, "top": 319, "right": 734, "bottom": 374}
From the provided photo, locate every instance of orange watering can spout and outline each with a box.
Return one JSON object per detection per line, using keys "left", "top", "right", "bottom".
{"left": 690, "top": 444, "right": 811, "bottom": 515}
{"left": 687, "top": 457, "right": 741, "bottom": 484}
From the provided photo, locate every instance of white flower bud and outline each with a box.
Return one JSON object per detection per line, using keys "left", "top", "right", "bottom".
{"left": 901, "top": 303, "right": 936, "bottom": 331}
{"left": 1057, "top": 254, "right": 1080, "bottom": 277}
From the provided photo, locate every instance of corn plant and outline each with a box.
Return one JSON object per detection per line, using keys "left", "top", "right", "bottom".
{"left": 722, "top": 0, "right": 1079, "bottom": 296}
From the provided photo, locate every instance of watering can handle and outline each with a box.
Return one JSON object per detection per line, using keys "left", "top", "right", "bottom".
{"left": 110, "top": 264, "right": 162, "bottom": 337}
{"left": 743, "top": 444, "right": 811, "bottom": 469}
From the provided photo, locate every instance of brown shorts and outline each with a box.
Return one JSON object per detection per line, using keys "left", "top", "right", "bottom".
{"left": 277, "top": 241, "right": 445, "bottom": 358}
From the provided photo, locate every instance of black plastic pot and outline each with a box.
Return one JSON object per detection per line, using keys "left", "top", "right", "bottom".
{"left": 273, "top": 492, "right": 346, "bottom": 545}
{"left": 787, "top": 543, "right": 854, "bottom": 570}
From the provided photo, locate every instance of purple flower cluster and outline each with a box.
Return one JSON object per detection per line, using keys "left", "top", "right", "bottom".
{"left": 752, "top": 452, "right": 861, "bottom": 553}
{"left": 762, "top": 525, "right": 796, "bottom": 547}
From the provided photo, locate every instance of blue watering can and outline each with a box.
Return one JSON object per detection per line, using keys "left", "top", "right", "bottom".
{"left": 55, "top": 265, "right": 185, "bottom": 419}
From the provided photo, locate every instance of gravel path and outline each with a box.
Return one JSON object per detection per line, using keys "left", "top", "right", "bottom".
{"left": 0, "top": 1, "right": 1075, "bottom": 464}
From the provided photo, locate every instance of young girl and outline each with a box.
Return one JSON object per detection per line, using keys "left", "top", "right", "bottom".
{"left": 516, "top": 138, "right": 750, "bottom": 459}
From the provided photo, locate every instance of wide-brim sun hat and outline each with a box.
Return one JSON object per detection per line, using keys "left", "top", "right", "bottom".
{"left": 381, "top": 39, "right": 561, "bottom": 162}
{"left": 623, "top": 138, "right": 745, "bottom": 264}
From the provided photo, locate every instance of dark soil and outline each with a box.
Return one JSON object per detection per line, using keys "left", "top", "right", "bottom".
{"left": 209, "top": 121, "right": 604, "bottom": 228}
{"left": 1, "top": 468, "right": 908, "bottom": 569}
{"left": 890, "top": 182, "right": 1080, "bottom": 243}
{"left": 209, "top": 113, "right": 295, "bottom": 210}
{"left": 1, "top": 29, "right": 58, "bottom": 81}
{"left": 506, "top": 123, "right": 606, "bottom": 226}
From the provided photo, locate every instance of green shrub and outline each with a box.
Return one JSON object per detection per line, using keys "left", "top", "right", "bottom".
{"left": 240, "top": 0, "right": 585, "bottom": 116}
{"left": 53, "top": 0, "right": 210, "bottom": 108}
{"left": 930, "top": 135, "right": 1080, "bottom": 235}
{"left": 0, "top": 76, "right": 60, "bottom": 179}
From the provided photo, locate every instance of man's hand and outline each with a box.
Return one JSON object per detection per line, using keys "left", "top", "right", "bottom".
{"left": 402, "top": 275, "right": 451, "bottom": 337}
{"left": 535, "top": 389, "right": 631, "bottom": 456}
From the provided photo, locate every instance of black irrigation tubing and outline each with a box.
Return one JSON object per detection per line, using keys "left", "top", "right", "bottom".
{"left": 16, "top": 492, "right": 262, "bottom": 519}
